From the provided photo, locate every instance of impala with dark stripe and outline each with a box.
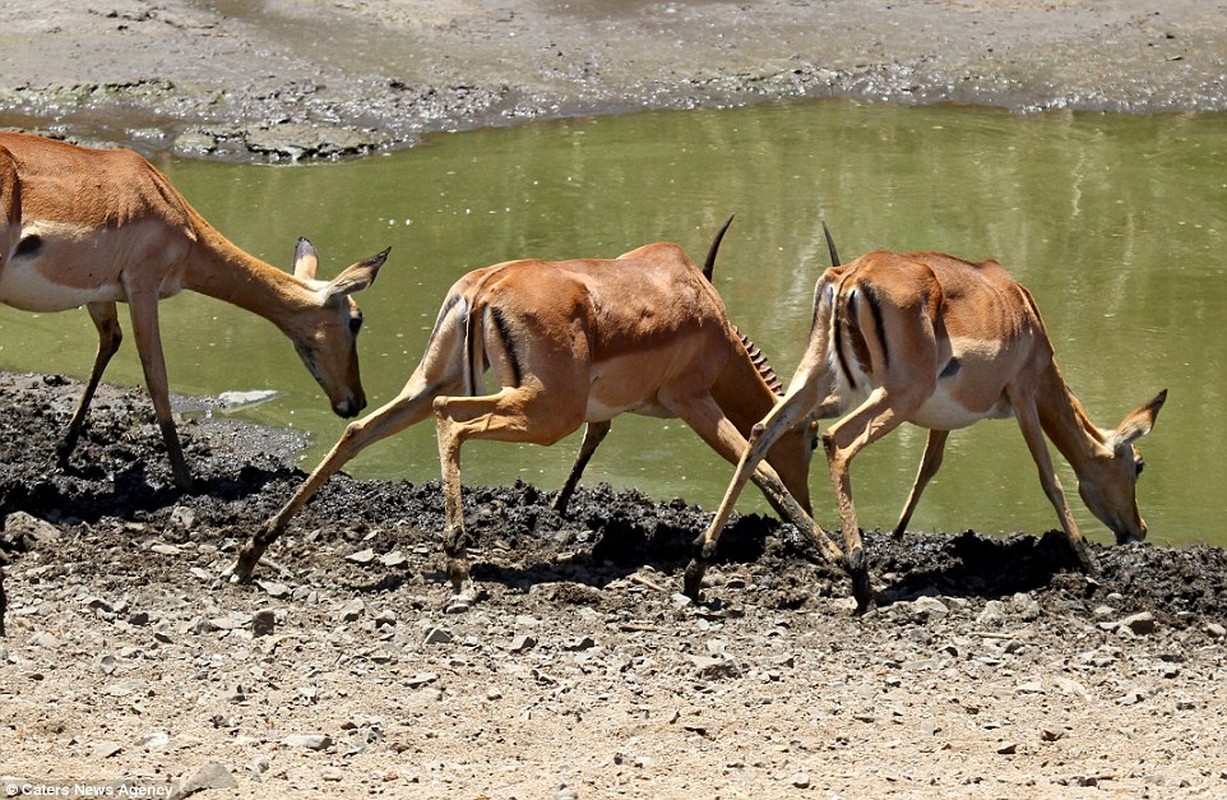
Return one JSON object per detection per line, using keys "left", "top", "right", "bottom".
{"left": 691, "top": 248, "right": 1166, "bottom": 611}
{"left": 233, "top": 220, "right": 837, "bottom": 609}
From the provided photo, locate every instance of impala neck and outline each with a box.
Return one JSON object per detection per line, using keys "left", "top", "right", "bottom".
{"left": 182, "top": 213, "right": 315, "bottom": 328}
{"left": 1034, "top": 360, "right": 1110, "bottom": 477}
{"left": 712, "top": 335, "right": 778, "bottom": 435}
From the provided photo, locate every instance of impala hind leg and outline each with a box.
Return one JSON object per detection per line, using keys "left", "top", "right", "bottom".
{"left": 434, "top": 387, "right": 584, "bottom": 609}
{"left": 232, "top": 374, "right": 446, "bottom": 581}
{"left": 821, "top": 387, "right": 930, "bottom": 611}
{"left": 58, "top": 302, "right": 123, "bottom": 469}
{"left": 553, "top": 419, "right": 611, "bottom": 514}
{"left": 893, "top": 428, "right": 950, "bottom": 537}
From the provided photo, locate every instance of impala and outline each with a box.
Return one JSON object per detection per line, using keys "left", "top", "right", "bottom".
{"left": 690, "top": 247, "right": 1165, "bottom": 610}
{"left": 0, "top": 132, "right": 387, "bottom": 487}
{"left": 232, "top": 219, "right": 844, "bottom": 607}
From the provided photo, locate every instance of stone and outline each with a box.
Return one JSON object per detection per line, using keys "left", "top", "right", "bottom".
{"left": 282, "top": 733, "right": 333, "bottom": 751}
{"left": 252, "top": 609, "right": 276, "bottom": 637}
{"left": 346, "top": 548, "right": 376, "bottom": 565}
{"left": 423, "top": 627, "right": 453, "bottom": 645}
{"left": 1120, "top": 611, "right": 1158, "bottom": 636}
{"left": 177, "top": 761, "right": 237, "bottom": 796}
{"left": 141, "top": 731, "right": 170, "bottom": 749}
{"left": 4, "top": 511, "right": 60, "bottom": 544}
{"left": 256, "top": 580, "right": 291, "bottom": 599}
{"left": 93, "top": 741, "right": 123, "bottom": 759}
{"left": 912, "top": 596, "right": 949, "bottom": 619}
{"left": 380, "top": 550, "right": 408, "bottom": 567}
{"left": 168, "top": 505, "right": 196, "bottom": 530}
{"left": 509, "top": 634, "right": 537, "bottom": 653}
{"left": 976, "top": 600, "right": 1006, "bottom": 627}
{"left": 405, "top": 672, "right": 439, "bottom": 688}
{"left": 338, "top": 598, "right": 365, "bottom": 622}
{"left": 1011, "top": 592, "right": 1041, "bottom": 620}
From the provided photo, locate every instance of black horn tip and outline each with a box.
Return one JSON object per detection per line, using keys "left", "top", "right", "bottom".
{"left": 821, "top": 218, "right": 841, "bottom": 267}
{"left": 703, "top": 214, "right": 736, "bottom": 282}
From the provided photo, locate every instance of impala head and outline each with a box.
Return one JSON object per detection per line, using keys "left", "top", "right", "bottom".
{"left": 290, "top": 238, "right": 388, "bottom": 418}
{"left": 1077, "top": 389, "right": 1167, "bottom": 544}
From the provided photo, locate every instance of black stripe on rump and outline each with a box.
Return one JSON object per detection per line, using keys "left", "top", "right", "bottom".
{"left": 832, "top": 282, "right": 857, "bottom": 389}
{"left": 860, "top": 282, "right": 889, "bottom": 370}
{"left": 488, "top": 306, "right": 523, "bottom": 388}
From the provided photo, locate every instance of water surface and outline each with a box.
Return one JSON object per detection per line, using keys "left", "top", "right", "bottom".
{"left": 2, "top": 100, "right": 1222, "bottom": 546}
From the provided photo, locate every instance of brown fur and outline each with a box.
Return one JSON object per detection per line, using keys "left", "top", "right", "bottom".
{"left": 700, "top": 249, "right": 1165, "bottom": 610}
{"left": 233, "top": 232, "right": 827, "bottom": 601}
{"left": 0, "top": 133, "right": 386, "bottom": 486}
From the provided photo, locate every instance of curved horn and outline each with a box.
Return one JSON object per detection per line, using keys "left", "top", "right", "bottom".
{"left": 822, "top": 219, "right": 841, "bottom": 267}
{"left": 703, "top": 214, "right": 736, "bottom": 282}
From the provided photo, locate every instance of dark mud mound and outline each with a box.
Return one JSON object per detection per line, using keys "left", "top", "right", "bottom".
{"left": 0, "top": 371, "right": 1223, "bottom": 630}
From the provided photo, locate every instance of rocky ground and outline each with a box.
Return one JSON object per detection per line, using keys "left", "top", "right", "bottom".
{"left": 0, "top": 369, "right": 1224, "bottom": 800}
{"left": 3, "top": 1, "right": 1227, "bottom": 797}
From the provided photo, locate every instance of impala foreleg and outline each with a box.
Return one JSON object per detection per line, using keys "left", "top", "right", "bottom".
{"left": 1008, "top": 387, "right": 1096, "bottom": 573}
{"left": 126, "top": 293, "right": 191, "bottom": 488}
{"left": 232, "top": 374, "right": 444, "bottom": 581}
{"left": 690, "top": 359, "right": 840, "bottom": 598}
{"left": 893, "top": 428, "right": 950, "bottom": 537}
{"left": 58, "top": 302, "right": 123, "bottom": 469}
{"left": 553, "top": 419, "right": 612, "bottom": 514}
{"left": 669, "top": 391, "right": 839, "bottom": 601}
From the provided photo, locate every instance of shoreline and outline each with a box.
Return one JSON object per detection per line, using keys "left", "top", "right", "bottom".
{"left": 1, "top": 1, "right": 1224, "bottom": 162}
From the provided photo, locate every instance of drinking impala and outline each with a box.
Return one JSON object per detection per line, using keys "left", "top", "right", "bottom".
{"left": 0, "top": 132, "right": 387, "bottom": 487}
{"left": 689, "top": 247, "right": 1165, "bottom": 610}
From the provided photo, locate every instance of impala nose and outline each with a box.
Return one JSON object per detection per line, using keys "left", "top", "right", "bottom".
{"left": 1115, "top": 518, "right": 1147, "bottom": 546}
{"left": 333, "top": 397, "right": 364, "bottom": 418}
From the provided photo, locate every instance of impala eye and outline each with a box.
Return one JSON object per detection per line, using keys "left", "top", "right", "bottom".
{"left": 1135, "top": 457, "right": 1145, "bottom": 477}
{"left": 349, "top": 314, "right": 364, "bottom": 334}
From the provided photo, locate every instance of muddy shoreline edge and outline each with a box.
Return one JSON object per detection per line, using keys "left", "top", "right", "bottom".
{"left": 2, "top": 1, "right": 1225, "bottom": 162}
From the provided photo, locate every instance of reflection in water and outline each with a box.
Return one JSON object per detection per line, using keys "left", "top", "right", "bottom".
{"left": 1, "top": 101, "right": 1222, "bottom": 545}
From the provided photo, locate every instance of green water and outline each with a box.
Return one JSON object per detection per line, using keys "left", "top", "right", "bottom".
{"left": 1, "top": 100, "right": 1222, "bottom": 546}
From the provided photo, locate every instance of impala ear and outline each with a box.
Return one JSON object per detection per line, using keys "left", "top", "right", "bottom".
{"left": 292, "top": 237, "right": 319, "bottom": 280}
{"left": 322, "top": 246, "right": 389, "bottom": 301}
{"left": 1110, "top": 389, "right": 1167, "bottom": 452}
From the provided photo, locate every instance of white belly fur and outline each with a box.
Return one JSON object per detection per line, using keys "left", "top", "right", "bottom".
{"left": 0, "top": 259, "right": 125, "bottom": 312}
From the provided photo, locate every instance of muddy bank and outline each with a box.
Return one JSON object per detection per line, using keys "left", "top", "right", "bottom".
{"left": 2, "top": 373, "right": 1226, "bottom": 796}
{"left": 1, "top": 0, "right": 1224, "bottom": 161}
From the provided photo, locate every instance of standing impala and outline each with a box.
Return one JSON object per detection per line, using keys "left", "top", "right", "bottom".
{"left": 232, "top": 220, "right": 841, "bottom": 608}
{"left": 0, "top": 132, "right": 387, "bottom": 487}
{"left": 689, "top": 247, "right": 1166, "bottom": 610}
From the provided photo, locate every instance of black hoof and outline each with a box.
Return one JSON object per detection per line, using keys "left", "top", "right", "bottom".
{"left": 682, "top": 559, "right": 707, "bottom": 601}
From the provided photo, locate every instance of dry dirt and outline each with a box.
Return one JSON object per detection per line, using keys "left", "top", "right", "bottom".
{"left": 2, "top": 1, "right": 1227, "bottom": 798}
